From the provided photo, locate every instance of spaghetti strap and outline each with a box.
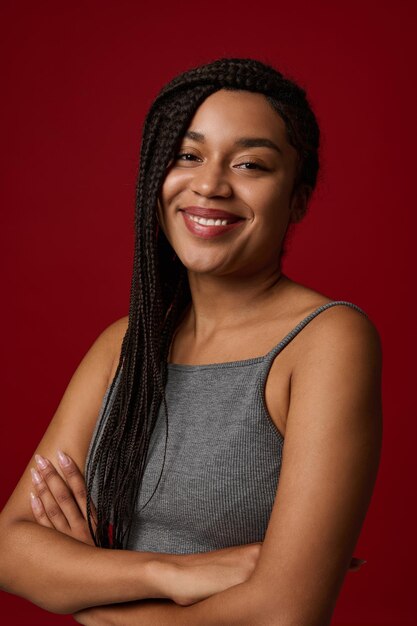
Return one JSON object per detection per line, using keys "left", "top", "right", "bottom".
{"left": 264, "top": 300, "right": 368, "bottom": 364}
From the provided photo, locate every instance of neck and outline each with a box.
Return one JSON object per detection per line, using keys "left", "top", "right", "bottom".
{"left": 182, "top": 267, "right": 287, "bottom": 341}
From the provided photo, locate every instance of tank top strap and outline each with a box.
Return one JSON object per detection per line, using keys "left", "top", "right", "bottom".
{"left": 261, "top": 300, "right": 368, "bottom": 369}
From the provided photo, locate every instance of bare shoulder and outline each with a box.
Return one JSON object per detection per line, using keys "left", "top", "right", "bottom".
{"left": 99, "top": 315, "right": 129, "bottom": 347}
{"left": 288, "top": 299, "right": 383, "bottom": 440}
{"left": 96, "top": 315, "right": 129, "bottom": 383}
{"left": 278, "top": 279, "right": 381, "bottom": 363}
{"left": 64, "top": 315, "right": 129, "bottom": 393}
{"left": 295, "top": 301, "right": 382, "bottom": 370}
{"left": 276, "top": 279, "right": 382, "bottom": 370}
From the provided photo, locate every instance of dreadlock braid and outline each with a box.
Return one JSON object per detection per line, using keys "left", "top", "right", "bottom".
{"left": 86, "top": 56, "right": 320, "bottom": 549}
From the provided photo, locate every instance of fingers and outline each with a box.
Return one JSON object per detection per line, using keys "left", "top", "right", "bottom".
{"left": 30, "top": 461, "right": 71, "bottom": 532}
{"left": 30, "top": 454, "right": 85, "bottom": 532}
{"left": 56, "top": 450, "right": 97, "bottom": 527}
{"left": 29, "top": 490, "right": 54, "bottom": 528}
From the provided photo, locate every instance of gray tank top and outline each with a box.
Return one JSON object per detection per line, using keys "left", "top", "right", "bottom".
{"left": 86, "top": 300, "right": 367, "bottom": 554}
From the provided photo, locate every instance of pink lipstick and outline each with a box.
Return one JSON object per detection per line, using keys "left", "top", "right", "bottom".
{"left": 180, "top": 210, "right": 245, "bottom": 240}
{"left": 182, "top": 206, "right": 243, "bottom": 220}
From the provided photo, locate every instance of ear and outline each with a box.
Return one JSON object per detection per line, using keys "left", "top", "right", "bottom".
{"left": 289, "top": 184, "right": 311, "bottom": 223}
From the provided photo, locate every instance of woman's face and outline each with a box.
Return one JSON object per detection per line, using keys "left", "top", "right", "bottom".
{"left": 158, "top": 88, "right": 304, "bottom": 277}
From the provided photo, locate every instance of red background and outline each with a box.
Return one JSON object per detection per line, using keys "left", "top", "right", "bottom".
{"left": 1, "top": 1, "right": 416, "bottom": 624}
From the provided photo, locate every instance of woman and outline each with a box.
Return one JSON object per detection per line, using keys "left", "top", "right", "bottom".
{"left": 0, "top": 57, "right": 382, "bottom": 625}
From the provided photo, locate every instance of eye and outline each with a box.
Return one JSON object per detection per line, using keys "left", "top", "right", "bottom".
{"left": 175, "top": 152, "right": 201, "bottom": 162}
{"left": 235, "top": 161, "right": 267, "bottom": 171}
{"left": 174, "top": 153, "right": 268, "bottom": 171}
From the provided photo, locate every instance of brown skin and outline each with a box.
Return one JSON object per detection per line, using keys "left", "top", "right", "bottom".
{"left": 30, "top": 423, "right": 367, "bottom": 624}
{"left": 157, "top": 89, "right": 307, "bottom": 329}
{"left": 150, "top": 89, "right": 381, "bottom": 625}
{"left": 156, "top": 88, "right": 331, "bottom": 438}
{"left": 158, "top": 89, "right": 305, "bottom": 277}
{"left": 1, "top": 89, "right": 380, "bottom": 625}
{"left": 0, "top": 317, "right": 262, "bottom": 614}
{"left": 65, "top": 90, "right": 380, "bottom": 625}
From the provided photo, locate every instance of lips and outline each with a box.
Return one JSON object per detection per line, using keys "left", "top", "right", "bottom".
{"left": 181, "top": 206, "right": 243, "bottom": 222}
{"left": 181, "top": 211, "right": 245, "bottom": 239}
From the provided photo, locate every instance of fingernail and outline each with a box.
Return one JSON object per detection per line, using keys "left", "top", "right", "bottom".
{"left": 31, "top": 467, "right": 42, "bottom": 485}
{"left": 57, "top": 449, "right": 71, "bottom": 468}
{"left": 35, "top": 454, "right": 48, "bottom": 470}
{"left": 30, "top": 491, "right": 41, "bottom": 510}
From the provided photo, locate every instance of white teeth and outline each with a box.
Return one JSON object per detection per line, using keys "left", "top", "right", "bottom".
{"left": 188, "top": 214, "right": 230, "bottom": 226}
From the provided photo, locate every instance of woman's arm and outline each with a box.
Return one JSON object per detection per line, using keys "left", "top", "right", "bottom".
{"left": 29, "top": 451, "right": 366, "bottom": 625}
{"left": 244, "top": 307, "right": 383, "bottom": 626}
{"left": 73, "top": 306, "right": 383, "bottom": 626}
{"left": 0, "top": 318, "right": 171, "bottom": 613}
{"left": 0, "top": 317, "right": 261, "bottom": 614}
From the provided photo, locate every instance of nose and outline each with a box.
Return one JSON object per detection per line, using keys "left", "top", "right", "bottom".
{"left": 190, "top": 160, "right": 233, "bottom": 198}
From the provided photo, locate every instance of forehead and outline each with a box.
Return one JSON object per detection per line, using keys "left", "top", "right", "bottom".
{"left": 183, "top": 88, "right": 288, "bottom": 145}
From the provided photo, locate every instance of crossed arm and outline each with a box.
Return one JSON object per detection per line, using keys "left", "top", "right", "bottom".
{"left": 0, "top": 307, "right": 382, "bottom": 625}
{"left": 28, "top": 451, "right": 368, "bottom": 626}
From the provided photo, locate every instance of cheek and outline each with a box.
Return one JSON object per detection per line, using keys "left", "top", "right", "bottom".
{"left": 158, "top": 174, "right": 186, "bottom": 237}
{"left": 247, "top": 182, "right": 292, "bottom": 220}
{"left": 161, "top": 171, "right": 190, "bottom": 204}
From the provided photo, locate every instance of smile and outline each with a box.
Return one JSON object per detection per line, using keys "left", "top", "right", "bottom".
{"left": 188, "top": 214, "right": 233, "bottom": 226}
{"left": 181, "top": 211, "right": 245, "bottom": 240}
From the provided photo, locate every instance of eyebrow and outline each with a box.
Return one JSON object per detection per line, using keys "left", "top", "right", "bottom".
{"left": 183, "top": 130, "right": 282, "bottom": 155}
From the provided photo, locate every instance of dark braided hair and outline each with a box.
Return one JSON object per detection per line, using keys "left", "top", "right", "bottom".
{"left": 86, "top": 57, "right": 320, "bottom": 548}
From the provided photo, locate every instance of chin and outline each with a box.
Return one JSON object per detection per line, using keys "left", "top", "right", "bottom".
{"left": 176, "top": 248, "right": 227, "bottom": 275}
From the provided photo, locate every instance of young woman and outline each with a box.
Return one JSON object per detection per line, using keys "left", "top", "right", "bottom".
{"left": 0, "top": 57, "right": 382, "bottom": 625}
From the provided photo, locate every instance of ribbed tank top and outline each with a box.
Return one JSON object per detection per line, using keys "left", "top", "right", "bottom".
{"left": 86, "top": 300, "right": 368, "bottom": 554}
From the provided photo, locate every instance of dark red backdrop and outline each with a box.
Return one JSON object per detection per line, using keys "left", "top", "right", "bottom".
{"left": 1, "top": 1, "right": 416, "bottom": 624}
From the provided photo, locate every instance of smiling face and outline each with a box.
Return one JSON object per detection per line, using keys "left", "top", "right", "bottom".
{"left": 157, "top": 88, "right": 306, "bottom": 278}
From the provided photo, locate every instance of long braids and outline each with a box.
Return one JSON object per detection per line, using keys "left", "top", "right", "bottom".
{"left": 86, "top": 57, "right": 320, "bottom": 548}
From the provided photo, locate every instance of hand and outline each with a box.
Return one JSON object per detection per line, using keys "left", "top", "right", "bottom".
{"left": 161, "top": 541, "right": 262, "bottom": 606}
{"left": 29, "top": 450, "right": 97, "bottom": 545}
{"left": 28, "top": 452, "right": 366, "bottom": 590}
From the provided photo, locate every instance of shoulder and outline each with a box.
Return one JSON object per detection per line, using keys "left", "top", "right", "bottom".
{"left": 94, "top": 315, "right": 129, "bottom": 352}
{"left": 89, "top": 316, "right": 129, "bottom": 386}
{"left": 274, "top": 278, "right": 382, "bottom": 393}
{"left": 281, "top": 279, "right": 380, "bottom": 355}
{"left": 289, "top": 301, "right": 383, "bottom": 427}
{"left": 278, "top": 279, "right": 382, "bottom": 369}
{"left": 297, "top": 302, "right": 382, "bottom": 368}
